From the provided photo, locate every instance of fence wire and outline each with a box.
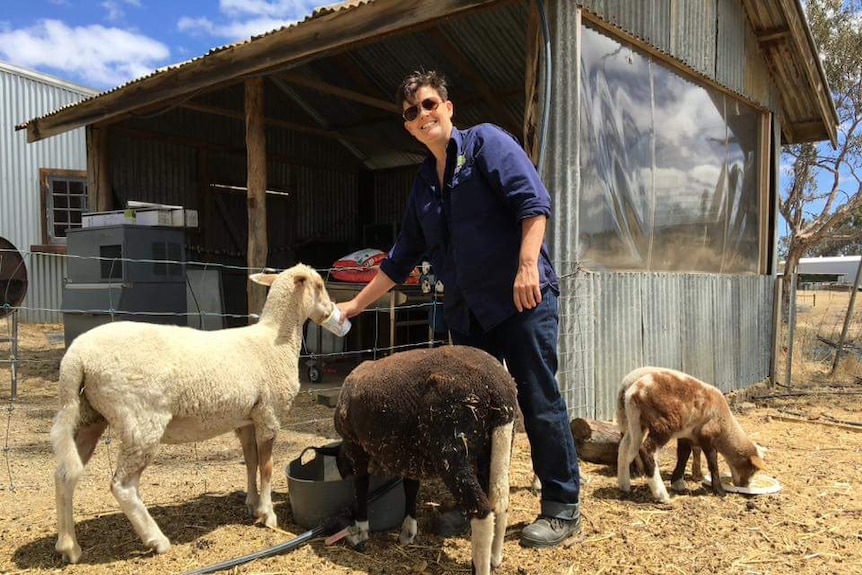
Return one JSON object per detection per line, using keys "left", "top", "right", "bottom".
{"left": 0, "top": 247, "right": 450, "bottom": 493}
{"left": 781, "top": 282, "right": 862, "bottom": 387}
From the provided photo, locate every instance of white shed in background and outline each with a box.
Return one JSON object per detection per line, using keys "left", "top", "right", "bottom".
{"left": 0, "top": 61, "right": 97, "bottom": 322}
{"left": 789, "top": 256, "right": 862, "bottom": 284}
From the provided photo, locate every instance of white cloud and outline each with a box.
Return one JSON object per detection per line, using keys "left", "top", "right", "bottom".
{"left": 178, "top": 15, "right": 296, "bottom": 41}
{"left": 179, "top": 0, "right": 326, "bottom": 43}
{"left": 101, "top": 0, "right": 138, "bottom": 23}
{"left": 219, "top": 0, "right": 323, "bottom": 19}
{"left": 0, "top": 19, "right": 169, "bottom": 89}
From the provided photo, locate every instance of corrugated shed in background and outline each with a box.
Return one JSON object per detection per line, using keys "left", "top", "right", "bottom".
{"left": 0, "top": 63, "right": 96, "bottom": 323}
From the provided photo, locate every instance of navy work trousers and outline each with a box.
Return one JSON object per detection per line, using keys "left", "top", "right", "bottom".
{"left": 450, "top": 288, "right": 580, "bottom": 519}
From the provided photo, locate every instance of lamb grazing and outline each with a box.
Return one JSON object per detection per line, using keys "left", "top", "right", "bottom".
{"left": 51, "top": 264, "right": 339, "bottom": 564}
{"left": 334, "top": 346, "right": 517, "bottom": 575}
{"left": 616, "top": 367, "right": 765, "bottom": 503}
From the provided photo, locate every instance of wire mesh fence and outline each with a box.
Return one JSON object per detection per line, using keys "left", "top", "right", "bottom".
{"left": 779, "top": 281, "right": 862, "bottom": 387}
{"left": 0, "top": 246, "right": 450, "bottom": 493}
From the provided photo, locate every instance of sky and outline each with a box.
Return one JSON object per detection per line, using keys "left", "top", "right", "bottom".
{"left": 0, "top": 0, "right": 334, "bottom": 91}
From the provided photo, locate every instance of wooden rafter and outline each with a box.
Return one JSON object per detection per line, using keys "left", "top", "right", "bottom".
{"left": 755, "top": 26, "right": 791, "bottom": 44}
{"left": 178, "top": 100, "right": 407, "bottom": 150}
{"left": 279, "top": 71, "right": 400, "bottom": 113}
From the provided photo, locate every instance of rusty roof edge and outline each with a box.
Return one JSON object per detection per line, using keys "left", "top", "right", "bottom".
{"left": 21, "top": 0, "right": 501, "bottom": 143}
{"left": 779, "top": 0, "right": 839, "bottom": 146}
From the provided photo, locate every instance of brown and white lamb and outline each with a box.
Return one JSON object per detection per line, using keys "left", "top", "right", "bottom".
{"left": 616, "top": 366, "right": 765, "bottom": 503}
{"left": 334, "top": 345, "right": 517, "bottom": 575}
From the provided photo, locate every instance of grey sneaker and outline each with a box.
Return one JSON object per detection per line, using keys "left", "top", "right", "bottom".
{"left": 435, "top": 508, "right": 470, "bottom": 537}
{"left": 520, "top": 515, "right": 582, "bottom": 549}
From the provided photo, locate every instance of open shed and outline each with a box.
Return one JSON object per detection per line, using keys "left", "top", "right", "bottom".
{"left": 18, "top": 0, "right": 837, "bottom": 419}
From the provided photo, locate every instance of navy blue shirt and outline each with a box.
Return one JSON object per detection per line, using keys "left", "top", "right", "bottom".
{"left": 380, "top": 124, "right": 559, "bottom": 334}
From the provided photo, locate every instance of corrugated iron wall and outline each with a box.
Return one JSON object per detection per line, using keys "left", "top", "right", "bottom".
{"left": 0, "top": 65, "right": 94, "bottom": 323}
{"left": 561, "top": 272, "right": 774, "bottom": 420}
{"left": 577, "top": 0, "right": 780, "bottom": 114}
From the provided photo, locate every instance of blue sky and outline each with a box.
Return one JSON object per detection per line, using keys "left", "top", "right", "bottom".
{"left": 0, "top": 0, "right": 333, "bottom": 90}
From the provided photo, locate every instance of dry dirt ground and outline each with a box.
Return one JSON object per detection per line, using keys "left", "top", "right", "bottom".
{"left": 1, "top": 321, "right": 861, "bottom": 575}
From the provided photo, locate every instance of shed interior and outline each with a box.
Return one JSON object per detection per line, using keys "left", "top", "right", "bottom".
{"left": 97, "top": 1, "right": 534, "bottom": 329}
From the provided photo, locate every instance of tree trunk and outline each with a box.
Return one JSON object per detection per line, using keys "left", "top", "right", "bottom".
{"left": 782, "top": 247, "right": 804, "bottom": 311}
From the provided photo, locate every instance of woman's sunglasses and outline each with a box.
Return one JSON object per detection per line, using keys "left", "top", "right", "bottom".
{"left": 402, "top": 98, "right": 442, "bottom": 122}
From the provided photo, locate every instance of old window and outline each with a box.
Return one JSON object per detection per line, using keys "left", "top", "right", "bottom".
{"left": 578, "top": 24, "right": 765, "bottom": 274}
{"left": 40, "top": 169, "right": 88, "bottom": 245}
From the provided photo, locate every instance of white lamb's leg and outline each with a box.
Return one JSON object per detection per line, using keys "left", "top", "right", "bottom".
{"left": 470, "top": 513, "right": 495, "bottom": 575}
{"left": 646, "top": 452, "right": 671, "bottom": 503}
{"left": 399, "top": 516, "right": 418, "bottom": 544}
{"left": 254, "top": 435, "right": 277, "bottom": 528}
{"left": 489, "top": 421, "right": 513, "bottom": 569}
{"left": 111, "top": 445, "right": 170, "bottom": 555}
{"left": 55, "top": 471, "right": 81, "bottom": 563}
{"left": 55, "top": 462, "right": 83, "bottom": 563}
{"left": 55, "top": 421, "right": 106, "bottom": 563}
{"left": 617, "top": 407, "right": 643, "bottom": 493}
{"left": 236, "top": 426, "right": 260, "bottom": 516}
{"left": 346, "top": 520, "right": 370, "bottom": 546}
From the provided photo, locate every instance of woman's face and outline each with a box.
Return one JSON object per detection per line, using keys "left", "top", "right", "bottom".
{"left": 402, "top": 85, "right": 454, "bottom": 148}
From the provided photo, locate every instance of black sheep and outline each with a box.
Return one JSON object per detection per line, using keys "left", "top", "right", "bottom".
{"left": 334, "top": 345, "right": 518, "bottom": 575}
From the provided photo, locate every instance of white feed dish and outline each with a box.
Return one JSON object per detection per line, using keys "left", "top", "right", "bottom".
{"left": 702, "top": 473, "right": 782, "bottom": 495}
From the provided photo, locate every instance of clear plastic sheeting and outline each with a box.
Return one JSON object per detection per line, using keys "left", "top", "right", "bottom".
{"left": 579, "top": 25, "right": 761, "bottom": 274}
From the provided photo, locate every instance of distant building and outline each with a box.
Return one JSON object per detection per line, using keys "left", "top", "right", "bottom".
{"left": 0, "top": 61, "right": 98, "bottom": 322}
{"left": 783, "top": 256, "right": 862, "bottom": 285}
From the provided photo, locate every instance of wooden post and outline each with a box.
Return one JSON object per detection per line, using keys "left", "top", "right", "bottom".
{"left": 86, "top": 126, "right": 113, "bottom": 212}
{"left": 770, "top": 276, "right": 783, "bottom": 387}
{"left": 831, "top": 257, "right": 862, "bottom": 376}
{"left": 246, "top": 77, "right": 268, "bottom": 320}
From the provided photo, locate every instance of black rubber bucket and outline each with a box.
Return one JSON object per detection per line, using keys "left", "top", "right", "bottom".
{"left": 286, "top": 442, "right": 405, "bottom": 532}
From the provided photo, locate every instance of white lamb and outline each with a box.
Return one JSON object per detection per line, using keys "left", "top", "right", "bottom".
{"left": 51, "top": 263, "right": 338, "bottom": 564}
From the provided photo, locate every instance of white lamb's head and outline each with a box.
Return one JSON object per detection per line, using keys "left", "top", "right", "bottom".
{"left": 250, "top": 264, "right": 335, "bottom": 325}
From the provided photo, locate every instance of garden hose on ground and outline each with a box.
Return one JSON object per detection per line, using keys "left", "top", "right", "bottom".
{"left": 180, "top": 477, "right": 403, "bottom": 575}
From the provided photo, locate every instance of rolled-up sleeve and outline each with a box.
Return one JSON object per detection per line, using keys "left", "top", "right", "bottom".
{"left": 473, "top": 124, "right": 551, "bottom": 221}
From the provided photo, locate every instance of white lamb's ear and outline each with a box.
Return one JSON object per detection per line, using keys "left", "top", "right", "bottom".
{"left": 250, "top": 273, "right": 278, "bottom": 287}
{"left": 755, "top": 444, "right": 768, "bottom": 459}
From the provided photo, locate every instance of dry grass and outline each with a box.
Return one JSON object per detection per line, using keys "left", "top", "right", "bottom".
{"left": 1, "top": 305, "right": 861, "bottom": 575}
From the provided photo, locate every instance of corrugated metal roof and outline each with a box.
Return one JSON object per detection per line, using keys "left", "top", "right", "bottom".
{"left": 0, "top": 61, "right": 98, "bottom": 97}
{"left": 17, "top": 0, "right": 836, "bottom": 147}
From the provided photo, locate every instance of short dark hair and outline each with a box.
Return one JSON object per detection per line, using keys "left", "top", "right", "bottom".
{"left": 395, "top": 70, "right": 449, "bottom": 105}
